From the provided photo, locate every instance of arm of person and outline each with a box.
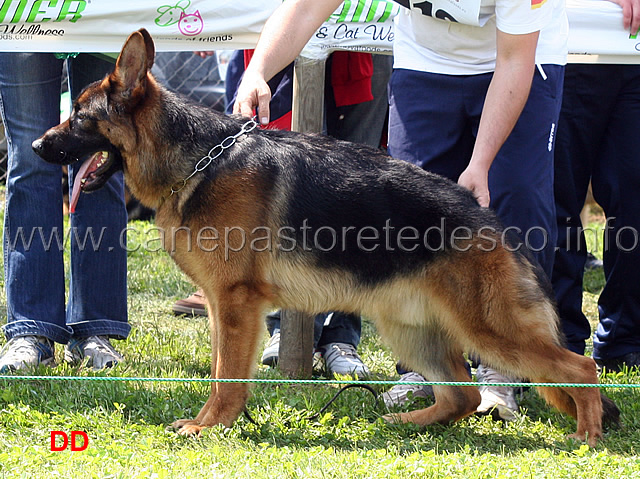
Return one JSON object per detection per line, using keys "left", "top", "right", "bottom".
{"left": 607, "top": 0, "right": 640, "bottom": 34}
{"left": 194, "top": 51, "right": 215, "bottom": 58}
{"left": 457, "top": 29, "right": 539, "bottom": 207}
{"left": 233, "top": 0, "right": 343, "bottom": 124}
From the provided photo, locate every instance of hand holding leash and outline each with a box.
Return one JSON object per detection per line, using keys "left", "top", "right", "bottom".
{"left": 233, "top": 70, "right": 272, "bottom": 126}
{"left": 231, "top": 0, "right": 340, "bottom": 126}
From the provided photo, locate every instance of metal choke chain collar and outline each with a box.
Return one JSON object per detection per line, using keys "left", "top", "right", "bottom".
{"left": 169, "top": 117, "right": 259, "bottom": 196}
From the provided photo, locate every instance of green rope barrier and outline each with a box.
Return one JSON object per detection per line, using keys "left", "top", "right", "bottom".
{"left": 0, "top": 375, "right": 639, "bottom": 388}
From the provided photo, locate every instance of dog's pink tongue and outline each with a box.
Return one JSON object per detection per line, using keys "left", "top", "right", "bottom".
{"left": 69, "top": 155, "right": 98, "bottom": 213}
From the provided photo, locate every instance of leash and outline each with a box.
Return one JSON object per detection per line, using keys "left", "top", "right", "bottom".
{"left": 169, "top": 117, "right": 259, "bottom": 196}
{"left": 307, "top": 383, "right": 379, "bottom": 421}
{"left": 243, "top": 382, "right": 380, "bottom": 426}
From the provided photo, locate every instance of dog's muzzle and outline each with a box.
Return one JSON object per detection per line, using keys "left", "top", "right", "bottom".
{"left": 32, "top": 138, "right": 72, "bottom": 164}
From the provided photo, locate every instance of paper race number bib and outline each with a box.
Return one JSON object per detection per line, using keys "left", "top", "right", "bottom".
{"left": 393, "top": 0, "right": 486, "bottom": 26}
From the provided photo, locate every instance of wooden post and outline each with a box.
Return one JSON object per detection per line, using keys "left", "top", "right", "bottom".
{"left": 279, "top": 310, "right": 315, "bottom": 378}
{"left": 278, "top": 54, "right": 326, "bottom": 379}
{"left": 291, "top": 55, "right": 326, "bottom": 133}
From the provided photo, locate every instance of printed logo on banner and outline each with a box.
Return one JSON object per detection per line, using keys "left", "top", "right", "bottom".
{"left": 0, "top": 0, "right": 86, "bottom": 23}
{"left": 312, "top": 0, "right": 399, "bottom": 54}
{"left": 178, "top": 10, "right": 203, "bottom": 36}
{"left": 155, "top": 0, "right": 204, "bottom": 36}
{"left": 0, "top": 0, "right": 85, "bottom": 39}
{"left": 155, "top": 0, "right": 191, "bottom": 26}
{"left": 332, "top": 0, "right": 399, "bottom": 23}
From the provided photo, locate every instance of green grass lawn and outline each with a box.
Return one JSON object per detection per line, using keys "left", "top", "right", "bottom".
{"left": 1, "top": 200, "right": 639, "bottom": 478}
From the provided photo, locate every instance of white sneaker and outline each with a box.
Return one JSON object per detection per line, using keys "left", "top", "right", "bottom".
{"left": 64, "top": 335, "right": 123, "bottom": 370}
{"left": 320, "top": 342, "right": 369, "bottom": 376}
{"left": 475, "top": 364, "right": 519, "bottom": 421}
{"left": 261, "top": 332, "right": 280, "bottom": 366}
{"left": 381, "top": 372, "right": 434, "bottom": 408}
{"left": 0, "top": 336, "right": 55, "bottom": 373}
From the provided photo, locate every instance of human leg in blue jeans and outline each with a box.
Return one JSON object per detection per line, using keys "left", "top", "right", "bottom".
{"left": 0, "top": 53, "right": 129, "bottom": 373}
{"left": 383, "top": 66, "right": 564, "bottom": 415}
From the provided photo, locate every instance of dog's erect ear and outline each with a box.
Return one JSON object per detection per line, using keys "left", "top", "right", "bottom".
{"left": 110, "top": 28, "right": 156, "bottom": 105}
{"left": 137, "top": 28, "right": 156, "bottom": 70}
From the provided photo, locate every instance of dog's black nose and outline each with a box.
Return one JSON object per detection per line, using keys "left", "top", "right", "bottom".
{"left": 32, "top": 138, "right": 44, "bottom": 156}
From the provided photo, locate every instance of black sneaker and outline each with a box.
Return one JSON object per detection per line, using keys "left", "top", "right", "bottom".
{"left": 585, "top": 252, "right": 603, "bottom": 271}
{"left": 596, "top": 351, "right": 640, "bottom": 373}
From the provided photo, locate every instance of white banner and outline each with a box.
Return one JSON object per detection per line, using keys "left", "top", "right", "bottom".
{"left": 0, "top": 0, "right": 639, "bottom": 61}
{"left": 0, "top": 0, "right": 281, "bottom": 52}
{"left": 567, "top": 0, "right": 640, "bottom": 56}
{"left": 303, "top": 0, "right": 398, "bottom": 58}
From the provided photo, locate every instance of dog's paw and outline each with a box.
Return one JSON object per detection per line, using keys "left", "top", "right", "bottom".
{"left": 171, "top": 418, "right": 213, "bottom": 436}
{"left": 171, "top": 418, "right": 199, "bottom": 430}
{"left": 177, "top": 424, "right": 207, "bottom": 437}
{"left": 382, "top": 412, "right": 406, "bottom": 424}
{"left": 567, "top": 432, "right": 600, "bottom": 448}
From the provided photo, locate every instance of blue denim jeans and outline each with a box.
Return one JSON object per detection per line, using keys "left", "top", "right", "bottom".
{"left": 0, "top": 53, "right": 130, "bottom": 344}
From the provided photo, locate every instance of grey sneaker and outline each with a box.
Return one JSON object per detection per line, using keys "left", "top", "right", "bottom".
{"left": 261, "top": 332, "right": 280, "bottom": 366}
{"left": 0, "top": 336, "right": 55, "bottom": 373}
{"left": 321, "top": 342, "right": 369, "bottom": 376}
{"left": 475, "top": 364, "right": 519, "bottom": 421}
{"left": 64, "top": 336, "right": 123, "bottom": 370}
{"left": 260, "top": 333, "right": 325, "bottom": 373}
{"left": 381, "top": 372, "right": 434, "bottom": 408}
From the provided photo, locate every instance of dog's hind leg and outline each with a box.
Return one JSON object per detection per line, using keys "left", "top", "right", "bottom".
{"left": 424, "top": 246, "right": 617, "bottom": 445}
{"left": 174, "top": 282, "right": 268, "bottom": 436}
{"left": 473, "top": 304, "right": 613, "bottom": 446}
{"left": 453, "top": 276, "right": 614, "bottom": 446}
{"left": 508, "top": 344, "right": 608, "bottom": 446}
{"left": 473, "top": 344, "right": 608, "bottom": 446}
{"left": 524, "top": 347, "right": 609, "bottom": 447}
{"left": 466, "top": 305, "right": 610, "bottom": 446}
{"left": 381, "top": 326, "right": 481, "bottom": 426}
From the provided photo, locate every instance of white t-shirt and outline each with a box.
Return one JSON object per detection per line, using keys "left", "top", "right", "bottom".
{"left": 393, "top": 0, "right": 569, "bottom": 74}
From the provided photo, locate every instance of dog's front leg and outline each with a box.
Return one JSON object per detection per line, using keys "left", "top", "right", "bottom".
{"left": 174, "top": 287, "right": 265, "bottom": 436}
{"left": 172, "top": 302, "right": 219, "bottom": 431}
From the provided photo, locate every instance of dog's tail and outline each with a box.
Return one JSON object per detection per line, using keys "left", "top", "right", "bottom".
{"left": 535, "top": 386, "right": 621, "bottom": 429}
{"left": 535, "top": 386, "right": 577, "bottom": 418}
{"left": 600, "top": 392, "right": 621, "bottom": 427}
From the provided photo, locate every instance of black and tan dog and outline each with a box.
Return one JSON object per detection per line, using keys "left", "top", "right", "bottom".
{"left": 33, "top": 29, "right": 618, "bottom": 445}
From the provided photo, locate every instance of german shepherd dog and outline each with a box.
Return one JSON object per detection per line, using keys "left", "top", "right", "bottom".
{"left": 33, "top": 29, "right": 618, "bottom": 445}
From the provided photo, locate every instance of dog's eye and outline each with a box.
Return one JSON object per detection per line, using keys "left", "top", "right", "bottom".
{"left": 71, "top": 112, "right": 91, "bottom": 129}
